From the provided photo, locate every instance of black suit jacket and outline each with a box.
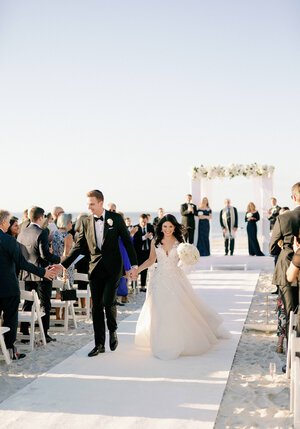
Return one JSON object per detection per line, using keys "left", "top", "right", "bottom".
{"left": 0, "top": 230, "right": 45, "bottom": 298}
{"left": 62, "top": 212, "right": 138, "bottom": 279}
{"left": 268, "top": 205, "right": 281, "bottom": 230}
{"left": 269, "top": 206, "right": 300, "bottom": 286}
{"left": 180, "top": 203, "right": 197, "bottom": 229}
{"left": 133, "top": 224, "right": 155, "bottom": 258}
{"left": 17, "top": 223, "right": 60, "bottom": 281}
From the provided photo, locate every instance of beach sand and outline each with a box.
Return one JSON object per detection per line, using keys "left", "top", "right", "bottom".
{"left": 0, "top": 236, "right": 292, "bottom": 428}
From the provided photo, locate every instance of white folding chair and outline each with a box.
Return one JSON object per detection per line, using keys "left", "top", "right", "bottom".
{"left": 289, "top": 330, "right": 300, "bottom": 412}
{"left": 0, "top": 324, "right": 11, "bottom": 364}
{"left": 50, "top": 279, "right": 77, "bottom": 332}
{"left": 73, "top": 271, "right": 91, "bottom": 320}
{"left": 18, "top": 289, "right": 46, "bottom": 350}
{"left": 286, "top": 311, "right": 297, "bottom": 379}
{"left": 294, "top": 356, "right": 300, "bottom": 428}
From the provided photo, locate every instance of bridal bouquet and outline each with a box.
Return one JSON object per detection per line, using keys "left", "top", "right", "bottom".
{"left": 177, "top": 243, "right": 200, "bottom": 266}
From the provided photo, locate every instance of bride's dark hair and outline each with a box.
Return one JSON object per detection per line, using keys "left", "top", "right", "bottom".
{"left": 155, "top": 214, "right": 184, "bottom": 246}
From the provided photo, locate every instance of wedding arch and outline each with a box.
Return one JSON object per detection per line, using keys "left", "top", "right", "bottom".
{"left": 190, "top": 163, "right": 275, "bottom": 254}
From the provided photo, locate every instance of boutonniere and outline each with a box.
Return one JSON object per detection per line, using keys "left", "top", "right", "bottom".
{"left": 107, "top": 219, "right": 113, "bottom": 227}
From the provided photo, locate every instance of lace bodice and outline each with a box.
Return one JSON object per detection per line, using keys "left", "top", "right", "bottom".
{"left": 154, "top": 242, "right": 180, "bottom": 270}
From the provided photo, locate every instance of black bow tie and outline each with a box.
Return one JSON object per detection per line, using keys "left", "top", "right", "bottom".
{"left": 94, "top": 216, "right": 104, "bottom": 222}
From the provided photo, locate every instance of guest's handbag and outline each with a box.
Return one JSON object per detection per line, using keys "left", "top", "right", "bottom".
{"left": 59, "top": 282, "right": 77, "bottom": 301}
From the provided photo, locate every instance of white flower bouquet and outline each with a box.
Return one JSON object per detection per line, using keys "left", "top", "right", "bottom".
{"left": 177, "top": 243, "right": 200, "bottom": 266}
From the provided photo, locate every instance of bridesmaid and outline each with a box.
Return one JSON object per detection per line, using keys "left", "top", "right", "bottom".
{"left": 245, "top": 202, "right": 264, "bottom": 256}
{"left": 196, "top": 197, "right": 212, "bottom": 256}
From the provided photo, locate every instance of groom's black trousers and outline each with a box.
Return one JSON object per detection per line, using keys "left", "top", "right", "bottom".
{"left": 89, "top": 264, "right": 119, "bottom": 347}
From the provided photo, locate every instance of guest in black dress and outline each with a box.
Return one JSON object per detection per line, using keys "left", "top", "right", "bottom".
{"left": 245, "top": 202, "right": 264, "bottom": 256}
{"left": 196, "top": 197, "right": 212, "bottom": 256}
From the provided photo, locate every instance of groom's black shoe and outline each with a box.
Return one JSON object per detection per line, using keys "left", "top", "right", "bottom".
{"left": 109, "top": 331, "right": 118, "bottom": 351}
{"left": 88, "top": 344, "right": 105, "bottom": 357}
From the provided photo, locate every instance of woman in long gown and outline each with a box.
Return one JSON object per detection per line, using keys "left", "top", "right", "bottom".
{"left": 245, "top": 202, "right": 264, "bottom": 256}
{"left": 196, "top": 197, "right": 212, "bottom": 256}
{"left": 135, "top": 214, "right": 230, "bottom": 360}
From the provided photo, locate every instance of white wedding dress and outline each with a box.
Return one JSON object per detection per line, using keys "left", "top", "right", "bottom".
{"left": 135, "top": 241, "right": 230, "bottom": 360}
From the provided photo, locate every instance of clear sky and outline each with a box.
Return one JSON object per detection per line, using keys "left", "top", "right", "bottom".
{"left": 0, "top": 0, "right": 299, "bottom": 214}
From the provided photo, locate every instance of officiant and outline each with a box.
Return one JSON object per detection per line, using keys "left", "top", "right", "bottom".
{"left": 220, "top": 199, "right": 238, "bottom": 256}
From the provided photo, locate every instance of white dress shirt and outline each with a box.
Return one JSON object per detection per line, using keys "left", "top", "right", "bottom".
{"left": 94, "top": 210, "right": 106, "bottom": 250}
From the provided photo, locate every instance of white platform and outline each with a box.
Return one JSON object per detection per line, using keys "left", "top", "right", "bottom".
{"left": 0, "top": 262, "right": 265, "bottom": 429}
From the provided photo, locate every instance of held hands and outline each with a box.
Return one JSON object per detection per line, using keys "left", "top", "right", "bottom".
{"left": 43, "top": 266, "right": 57, "bottom": 281}
{"left": 127, "top": 267, "right": 138, "bottom": 281}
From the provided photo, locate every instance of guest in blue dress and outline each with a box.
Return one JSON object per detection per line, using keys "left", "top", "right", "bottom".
{"left": 196, "top": 197, "right": 212, "bottom": 256}
{"left": 117, "top": 212, "right": 134, "bottom": 305}
{"left": 245, "top": 202, "right": 264, "bottom": 256}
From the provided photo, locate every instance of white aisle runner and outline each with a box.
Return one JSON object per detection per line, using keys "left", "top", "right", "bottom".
{"left": 0, "top": 270, "right": 260, "bottom": 429}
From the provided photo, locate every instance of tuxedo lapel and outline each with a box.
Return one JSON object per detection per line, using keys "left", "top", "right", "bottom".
{"left": 102, "top": 213, "right": 110, "bottom": 247}
{"left": 89, "top": 215, "right": 97, "bottom": 250}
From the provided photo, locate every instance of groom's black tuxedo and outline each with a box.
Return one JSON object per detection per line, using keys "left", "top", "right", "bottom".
{"left": 62, "top": 211, "right": 137, "bottom": 347}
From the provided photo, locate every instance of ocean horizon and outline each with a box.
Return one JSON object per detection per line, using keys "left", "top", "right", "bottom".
{"left": 12, "top": 211, "right": 250, "bottom": 241}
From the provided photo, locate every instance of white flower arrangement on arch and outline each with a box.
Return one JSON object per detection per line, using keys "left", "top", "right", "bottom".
{"left": 191, "top": 163, "right": 274, "bottom": 180}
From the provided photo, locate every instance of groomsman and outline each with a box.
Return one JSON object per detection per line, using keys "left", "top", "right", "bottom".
{"left": 180, "top": 194, "right": 197, "bottom": 243}
{"left": 220, "top": 199, "right": 238, "bottom": 255}
{"left": 268, "top": 197, "right": 281, "bottom": 231}
{"left": 133, "top": 214, "right": 155, "bottom": 292}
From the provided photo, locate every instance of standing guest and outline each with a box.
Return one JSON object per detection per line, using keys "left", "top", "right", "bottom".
{"left": 52, "top": 213, "right": 75, "bottom": 286}
{"left": 180, "top": 194, "right": 197, "bottom": 243}
{"left": 17, "top": 206, "right": 61, "bottom": 343}
{"left": 153, "top": 208, "right": 165, "bottom": 231}
{"left": 220, "top": 199, "right": 238, "bottom": 256}
{"left": 268, "top": 197, "right": 281, "bottom": 231}
{"left": 107, "top": 202, "right": 117, "bottom": 212}
{"left": 116, "top": 211, "right": 131, "bottom": 305}
{"left": 7, "top": 216, "right": 20, "bottom": 239}
{"left": 196, "top": 197, "right": 212, "bottom": 256}
{"left": 19, "top": 208, "right": 30, "bottom": 231}
{"left": 56, "top": 189, "right": 138, "bottom": 357}
{"left": 270, "top": 182, "right": 300, "bottom": 342}
{"left": 245, "top": 202, "right": 264, "bottom": 256}
{"left": 52, "top": 206, "right": 65, "bottom": 225}
{"left": 133, "top": 214, "right": 155, "bottom": 292}
{"left": 0, "top": 210, "right": 54, "bottom": 360}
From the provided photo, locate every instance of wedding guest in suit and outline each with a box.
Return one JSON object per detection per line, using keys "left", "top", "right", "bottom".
{"left": 270, "top": 182, "right": 300, "bottom": 340}
{"left": 57, "top": 190, "right": 138, "bottom": 357}
{"left": 0, "top": 210, "right": 55, "bottom": 360}
{"left": 268, "top": 197, "right": 281, "bottom": 231}
{"left": 245, "top": 202, "right": 264, "bottom": 256}
{"left": 107, "top": 202, "right": 117, "bottom": 212}
{"left": 19, "top": 208, "right": 30, "bottom": 231}
{"left": 7, "top": 216, "right": 19, "bottom": 239}
{"left": 180, "top": 194, "right": 197, "bottom": 243}
{"left": 196, "top": 197, "right": 212, "bottom": 256}
{"left": 133, "top": 214, "right": 155, "bottom": 292}
{"left": 17, "top": 206, "right": 61, "bottom": 343}
{"left": 220, "top": 199, "right": 238, "bottom": 255}
{"left": 153, "top": 208, "right": 165, "bottom": 231}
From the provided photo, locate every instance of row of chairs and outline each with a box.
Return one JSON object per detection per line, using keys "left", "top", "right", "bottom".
{"left": 286, "top": 311, "right": 300, "bottom": 428}
{"left": 0, "top": 271, "right": 91, "bottom": 364}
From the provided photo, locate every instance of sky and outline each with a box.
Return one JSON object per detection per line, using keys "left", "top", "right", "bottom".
{"left": 0, "top": 0, "right": 299, "bottom": 214}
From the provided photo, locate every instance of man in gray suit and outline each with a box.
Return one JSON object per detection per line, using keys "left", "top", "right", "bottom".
{"left": 18, "top": 206, "right": 61, "bottom": 343}
{"left": 270, "top": 182, "right": 300, "bottom": 340}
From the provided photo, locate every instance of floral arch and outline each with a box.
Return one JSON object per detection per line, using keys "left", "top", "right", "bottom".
{"left": 191, "top": 163, "right": 275, "bottom": 254}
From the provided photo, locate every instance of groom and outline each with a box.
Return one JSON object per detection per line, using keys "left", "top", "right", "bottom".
{"left": 59, "top": 189, "right": 138, "bottom": 357}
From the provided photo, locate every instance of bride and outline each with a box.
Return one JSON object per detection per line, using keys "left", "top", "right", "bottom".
{"left": 135, "top": 214, "right": 230, "bottom": 360}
